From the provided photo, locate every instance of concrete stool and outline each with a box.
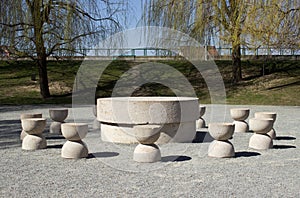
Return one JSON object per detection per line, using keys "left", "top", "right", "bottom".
{"left": 133, "top": 125, "right": 162, "bottom": 163}
{"left": 208, "top": 123, "right": 235, "bottom": 158}
{"left": 196, "top": 106, "right": 206, "bottom": 129}
{"left": 230, "top": 108, "right": 250, "bottom": 133}
{"left": 255, "top": 112, "right": 277, "bottom": 139}
{"left": 20, "top": 113, "right": 42, "bottom": 140}
{"left": 249, "top": 118, "right": 274, "bottom": 150}
{"left": 49, "top": 108, "right": 68, "bottom": 134}
{"left": 22, "top": 118, "right": 47, "bottom": 150}
{"left": 61, "top": 123, "right": 89, "bottom": 159}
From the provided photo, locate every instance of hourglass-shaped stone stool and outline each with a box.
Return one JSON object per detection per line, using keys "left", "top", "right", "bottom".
{"left": 133, "top": 125, "right": 161, "bottom": 163}
{"left": 230, "top": 108, "right": 250, "bottom": 133}
{"left": 249, "top": 118, "right": 274, "bottom": 150}
{"left": 49, "top": 108, "right": 68, "bottom": 134}
{"left": 208, "top": 123, "right": 235, "bottom": 158}
{"left": 22, "top": 118, "right": 47, "bottom": 150}
{"left": 196, "top": 106, "right": 206, "bottom": 129}
{"left": 20, "top": 113, "right": 42, "bottom": 140}
{"left": 255, "top": 112, "right": 277, "bottom": 139}
{"left": 61, "top": 123, "right": 89, "bottom": 159}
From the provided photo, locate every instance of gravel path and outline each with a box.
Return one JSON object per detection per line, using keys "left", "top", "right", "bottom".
{"left": 0, "top": 104, "right": 299, "bottom": 197}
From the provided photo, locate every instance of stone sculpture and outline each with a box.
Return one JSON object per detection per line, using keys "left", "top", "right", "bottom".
{"left": 208, "top": 123, "right": 235, "bottom": 158}
{"left": 22, "top": 118, "right": 47, "bottom": 150}
{"left": 20, "top": 113, "right": 42, "bottom": 140}
{"left": 230, "top": 108, "right": 250, "bottom": 133}
{"left": 249, "top": 118, "right": 274, "bottom": 150}
{"left": 49, "top": 108, "right": 68, "bottom": 134}
{"left": 133, "top": 125, "right": 162, "bottom": 163}
{"left": 61, "top": 123, "right": 89, "bottom": 159}
{"left": 254, "top": 112, "right": 277, "bottom": 139}
{"left": 97, "top": 97, "right": 199, "bottom": 144}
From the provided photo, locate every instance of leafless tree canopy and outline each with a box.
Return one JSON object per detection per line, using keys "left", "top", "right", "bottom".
{"left": 0, "top": 0, "right": 127, "bottom": 58}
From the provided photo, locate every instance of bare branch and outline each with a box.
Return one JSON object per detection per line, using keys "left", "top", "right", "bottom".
{"left": 0, "top": 22, "right": 33, "bottom": 27}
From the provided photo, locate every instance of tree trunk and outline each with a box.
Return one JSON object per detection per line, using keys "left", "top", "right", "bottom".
{"left": 31, "top": 0, "right": 51, "bottom": 99}
{"left": 232, "top": 44, "right": 242, "bottom": 84}
{"left": 37, "top": 54, "right": 50, "bottom": 98}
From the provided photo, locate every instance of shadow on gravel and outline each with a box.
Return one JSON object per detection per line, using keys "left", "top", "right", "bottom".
{"left": 87, "top": 152, "right": 119, "bottom": 159}
{"left": 276, "top": 136, "right": 296, "bottom": 140}
{"left": 273, "top": 145, "right": 296, "bottom": 149}
{"left": 0, "top": 141, "right": 21, "bottom": 149}
{"left": 45, "top": 136, "right": 65, "bottom": 140}
{"left": 0, "top": 119, "right": 20, "bottom": 124}
{"left": 235, "top": 151, "right": 261, "bottom": 158}
{"left": 47, "top": 144, "right": 63, "bottom": 149}
{"left": 0, "top": 119, "right": 21, "bottom": 148}
{"left": 161, "top": 155, "right": 192, "bottom": 162}
{"left": 0, "top": 120, "right": 21, "bottom": 136}
{"left": 193, "top": 131, "right": 213, "bottom": 143}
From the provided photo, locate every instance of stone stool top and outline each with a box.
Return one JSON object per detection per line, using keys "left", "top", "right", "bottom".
{"left": 21, "top": 118, "right": 46, "bottom": 135}
{"left": 49, "top": 108, "right": 68, "bottom": 122}
{"left": 249, "top": 118, "right": 274, "bottom": 134}
{"left": 133, "top": 124, "right": 161, "bottom": 144}
{"left": 61, "top": 123, "right": 88, "bottom": 141}
{"left": 254, "top": 112, "right": 277, "bottom": 122}
{"left": 230, "top": 108, "right": 250, "bottom": 121}
{"left": 208, "top": 123, "right": 234, "bottom": 141}
{"left": 20, "top": 113, "right": 42, "bottom": 119}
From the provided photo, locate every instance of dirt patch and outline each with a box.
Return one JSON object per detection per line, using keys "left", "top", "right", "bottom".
{"left": 4, "top": 81, "right": 72, "bottom": 97}
{"left": 49, "top": 81, "right": 72, "bottom": 95}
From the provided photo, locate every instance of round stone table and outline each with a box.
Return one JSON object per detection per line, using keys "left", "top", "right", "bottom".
{"left": 97, "top": 97, "right": 199, "bottom": 144}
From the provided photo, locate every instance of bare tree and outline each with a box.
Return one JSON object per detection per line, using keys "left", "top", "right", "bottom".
{"left": 0, "top": 0, "right": 126, "bottom": 98}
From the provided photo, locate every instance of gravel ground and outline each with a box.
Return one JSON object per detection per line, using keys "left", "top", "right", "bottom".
{"left": 0, "top": 104, "right": 299, "bottom": 197}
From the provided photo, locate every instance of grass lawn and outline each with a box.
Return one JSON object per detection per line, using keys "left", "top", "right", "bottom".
{"left": 0, "top": 59, "right": 299, "bottom": 106}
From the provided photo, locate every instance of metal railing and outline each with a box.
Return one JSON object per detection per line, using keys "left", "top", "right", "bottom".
{"left": 1, "top": 47, "right": 299, "bottom": 60}
{"left": 66, "top": 47, "right": 300, "bottom": 57}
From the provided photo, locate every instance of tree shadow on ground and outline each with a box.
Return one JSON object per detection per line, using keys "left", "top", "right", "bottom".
{"left": 161, "top": 155, "right": 192, "bottom": 162}
{"left": 267, "top": 80, "right": 300, "bottom": 90}
{"left": 193, "top": 131, "right": 213, "bottom": 143}
{"left": 87, "top": 152, "right": 119, "bottom": 159}
{"left": 235, "top": 151, "right": 261, "bottom": 158}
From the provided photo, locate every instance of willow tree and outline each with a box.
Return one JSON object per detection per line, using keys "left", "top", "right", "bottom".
{"left": 210, "top": 1, "right": 249, "bottom": 83}
{"left": 0, "top": 0, "right": 125, "bottom": 98}
{"left": 144, "top": 0, "right": 249, "bottom": 83}
{"left": 143, "top": 0, "right": 211, "bottom": 44}
{"left": 245, "top": 0, "right": 300, "bottom": 54}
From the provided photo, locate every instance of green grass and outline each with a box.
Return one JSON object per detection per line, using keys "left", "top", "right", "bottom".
{"left": 0, "top": 59, "right": 299, "bottom": 105}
